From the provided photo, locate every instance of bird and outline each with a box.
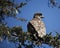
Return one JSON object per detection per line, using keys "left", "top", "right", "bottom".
{"left": 27, "top": 13, "right": 46, "bottom": 41}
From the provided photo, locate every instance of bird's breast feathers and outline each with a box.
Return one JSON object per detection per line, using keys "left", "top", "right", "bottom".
{"left": 30, "top": 19, "right": 46, "bottom": 37}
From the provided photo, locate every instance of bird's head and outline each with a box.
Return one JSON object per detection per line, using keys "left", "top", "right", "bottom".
{"left": 33, "top": 13, "right": 44, "bottom": 19}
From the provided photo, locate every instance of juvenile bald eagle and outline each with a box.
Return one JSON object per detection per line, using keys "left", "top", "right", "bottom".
{"left": 27, "top": 13, "right": 46, "bottom": 41}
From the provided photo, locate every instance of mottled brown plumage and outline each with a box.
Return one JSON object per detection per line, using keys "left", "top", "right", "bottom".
{"left": 27, "top": 13, "right": 46, "bottom": 41}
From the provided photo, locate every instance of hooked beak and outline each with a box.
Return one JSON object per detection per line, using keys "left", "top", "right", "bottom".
{"left": 41, "top": 15, "right": 44, "bottom": 18}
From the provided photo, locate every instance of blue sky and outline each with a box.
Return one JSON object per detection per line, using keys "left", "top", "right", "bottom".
{"left": 1, "top": 0, "right": 60, "bottom": 48}
{"left": 6, "top": 0, "right": 60, "bottom": 35}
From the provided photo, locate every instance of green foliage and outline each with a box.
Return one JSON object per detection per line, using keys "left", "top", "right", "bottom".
{"left": 48, "top": 0, "right": 60, "bottom": 9}
{"left": 0, "top": 0, "right": 27, "bottom": 23}
{"left": 0, "top": 24, "right": 60, "bottom": 48}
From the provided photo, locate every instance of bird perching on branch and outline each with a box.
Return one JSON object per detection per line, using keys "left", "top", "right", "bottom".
{"left": 27, "top": 13, "right": 46, "bottom": 41}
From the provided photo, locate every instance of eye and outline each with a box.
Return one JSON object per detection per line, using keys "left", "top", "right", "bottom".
{"left": 40, "top": 14, "right": 42, "bottom": 15}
